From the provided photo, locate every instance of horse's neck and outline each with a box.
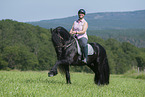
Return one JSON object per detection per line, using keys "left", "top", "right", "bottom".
{"left": 64, "top": 36, "right": 73, "bottom": 44}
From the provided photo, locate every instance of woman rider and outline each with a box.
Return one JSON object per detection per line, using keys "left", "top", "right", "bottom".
{"left": 70, "top": 9, "right": 88, "bottom": 64}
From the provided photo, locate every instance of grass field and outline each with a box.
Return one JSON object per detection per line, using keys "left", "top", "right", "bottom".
{"left": 0, "top": 71, "right": 145, "bottom": 97}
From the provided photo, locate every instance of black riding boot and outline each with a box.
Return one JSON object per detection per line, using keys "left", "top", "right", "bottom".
{"left": 82, "top": 45, "right": 88, "bottom": 63}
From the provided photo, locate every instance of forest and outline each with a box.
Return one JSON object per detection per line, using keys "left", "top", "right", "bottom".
{"left": 0, "top": 19, "right": 145, "bottom": 74}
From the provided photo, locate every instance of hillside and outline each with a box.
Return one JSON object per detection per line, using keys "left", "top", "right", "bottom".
{"left": 0, "top": 19, "right": 56, "bottom": 70}
{"left": 0, "top": 20, "right": 145, "bottom": 74}
{"left": 28, "top": 10, "right": 145, "bottom": 30}
{"left": 88, "top": 29, "right": 145, "bottom": 48}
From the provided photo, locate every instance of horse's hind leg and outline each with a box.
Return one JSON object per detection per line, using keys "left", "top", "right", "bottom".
{"left": 94, "top": 71, "right": 100, "bottom": 85}
{"left": 94, "top": 64, "right": 101, "bottom": 85}
{"left": 87, "top": 62, "right": 100, "bottom": 85}
{"left": 88, "top": 61, "right": 105, "bottom": 85}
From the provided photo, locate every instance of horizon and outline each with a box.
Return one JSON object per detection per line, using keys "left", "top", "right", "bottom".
{"left": 1, "top": 9, "right": 145, "bottom": 23}
{"left": 11, "top": 9, "right": 145, "bottom": 22}
{"left": 31, "top": 9, "right": 145, "bottom": 22}
{"left": 1, "top": 0, "right": 145, "bottom": 22}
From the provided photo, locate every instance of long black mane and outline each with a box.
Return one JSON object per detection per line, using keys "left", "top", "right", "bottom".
{"left": 52, "top": 27, "right": 71, "bottom": 43}
{"left": 49, "top": 26, "right": 110, "bottom": 85}
{"left": 51, "top": 27, "right": 74, "bottom": 60}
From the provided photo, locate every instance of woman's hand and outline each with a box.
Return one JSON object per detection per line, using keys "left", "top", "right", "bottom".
{"left": 71, "top": 31, "right": 77, "bottom": 34}
{"left": 70, "top": 30, "right": 76, "bottom": 35}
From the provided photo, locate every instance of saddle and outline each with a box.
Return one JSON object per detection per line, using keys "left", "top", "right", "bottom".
{"left": 74, "top": 38, "right": 94, "bottom": 55}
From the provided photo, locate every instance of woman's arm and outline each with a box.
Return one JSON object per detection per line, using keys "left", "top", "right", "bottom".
{"left": 69, "top": 22, "right": 74, "bottom": 34}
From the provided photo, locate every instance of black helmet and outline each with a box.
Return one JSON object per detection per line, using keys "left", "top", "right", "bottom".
{"left": 78, "top": 9, "right": 86, "bottom": 15}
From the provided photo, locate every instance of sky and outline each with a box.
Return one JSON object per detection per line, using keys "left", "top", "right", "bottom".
{"left": 1, "top": 0, "right": 145, "bottom": 22}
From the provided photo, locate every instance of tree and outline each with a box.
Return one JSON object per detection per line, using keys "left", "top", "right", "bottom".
{"left": 0, "top": 53, "right": 8, "bottom": 70}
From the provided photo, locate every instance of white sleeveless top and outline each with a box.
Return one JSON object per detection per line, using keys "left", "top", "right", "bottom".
{"left": 73, "top": 18, "right": 88, "bottom": 40}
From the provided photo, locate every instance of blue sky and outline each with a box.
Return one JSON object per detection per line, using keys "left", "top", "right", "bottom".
{"left": 1, "top": 0, "right": 145, "bottom": 22}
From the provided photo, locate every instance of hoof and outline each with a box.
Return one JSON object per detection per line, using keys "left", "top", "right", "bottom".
{"left": 48, "top": 72, "right": 54, "bottom": 77}
{"left": 48, "top": 74, "right": 54, "bottom": 77}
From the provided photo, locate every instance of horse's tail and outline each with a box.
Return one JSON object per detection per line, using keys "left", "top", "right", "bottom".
{"left": 103, "top": 56, "right": 110, "bottom": 85}
{"left": 95, "top": 43, "right": 110, "bottom": 85}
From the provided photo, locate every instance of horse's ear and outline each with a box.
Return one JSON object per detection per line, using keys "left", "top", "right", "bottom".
{"left": 50, "top": 28, "right": 53, "bottom": 34}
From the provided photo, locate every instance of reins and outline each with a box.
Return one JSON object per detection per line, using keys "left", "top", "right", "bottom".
{"left": 55, "top": 40, "right": 75, "bottom": 49}
{"left": 54, "top": 33, "right": 75, "bottom": 50}
{"left": 56, "top": 33, "right": 64, "bottom": 40}
{"left": 64, "top": 40, "right": 75, "bottom": 50}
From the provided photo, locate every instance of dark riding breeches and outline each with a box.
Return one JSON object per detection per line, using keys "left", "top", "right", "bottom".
{"left": 78, "top": 37, "right": 88, "bottom": 61}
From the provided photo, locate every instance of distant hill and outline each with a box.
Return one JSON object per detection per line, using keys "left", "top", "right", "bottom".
{"left": 27, "top": 10, "right": 145, "bottom": 30}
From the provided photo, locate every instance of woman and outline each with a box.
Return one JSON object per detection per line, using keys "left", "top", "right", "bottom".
{"left": 70, "top": 9, "right": 88, "bottom": 64}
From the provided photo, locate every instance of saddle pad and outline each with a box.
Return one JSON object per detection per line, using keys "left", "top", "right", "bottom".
{"left": 74, "top": 38, "right": 94, "bottom": 55}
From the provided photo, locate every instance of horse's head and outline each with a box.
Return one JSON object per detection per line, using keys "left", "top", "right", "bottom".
{"left": 51, "top": 26, "right": 71, "bottom": 60}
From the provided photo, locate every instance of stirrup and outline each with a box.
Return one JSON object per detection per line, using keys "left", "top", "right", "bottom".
{"left": 82, "top": 58, "right": 87, "bottom": 64}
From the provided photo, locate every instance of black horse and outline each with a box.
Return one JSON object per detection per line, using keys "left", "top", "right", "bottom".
{"left": 48, "top": 26, "right": 110, "bottom": 85}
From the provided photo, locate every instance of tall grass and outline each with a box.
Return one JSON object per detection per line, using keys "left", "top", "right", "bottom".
{"left": 0, "top": 71, "right": 145, "bottom": 97}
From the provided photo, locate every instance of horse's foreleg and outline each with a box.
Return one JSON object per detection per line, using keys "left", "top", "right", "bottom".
{"left": 48, "top": 61, "right": 60, "bottom": 77}
{"left": 64, "top": 65, "right": 71, "bottom": 84}
{"left": 48, "top": 59, "right": 71, "bottom": 77}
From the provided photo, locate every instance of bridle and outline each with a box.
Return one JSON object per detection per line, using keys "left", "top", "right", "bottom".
{"left": 54, "top": 33, "right": 75, "bottom": 50}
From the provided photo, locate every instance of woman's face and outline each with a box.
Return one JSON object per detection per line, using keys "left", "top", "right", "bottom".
{"left": 79, "top": 13, "right": 85, "bottom": 19}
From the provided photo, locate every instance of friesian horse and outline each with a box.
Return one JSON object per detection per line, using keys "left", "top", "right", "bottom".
{"left": 48, "top": 26, "right": 110, "bottom": 85}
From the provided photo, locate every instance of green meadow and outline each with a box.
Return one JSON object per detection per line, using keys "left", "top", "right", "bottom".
{"left": 0, "top": 71, "right": 145, "bottom": 97}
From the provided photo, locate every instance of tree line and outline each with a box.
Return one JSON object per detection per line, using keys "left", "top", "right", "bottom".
{"left": 88, "top": 29, "right": 145, "bottom": 48}
{"left": 0, "top": 19, "right": 145, "bottom": 74}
